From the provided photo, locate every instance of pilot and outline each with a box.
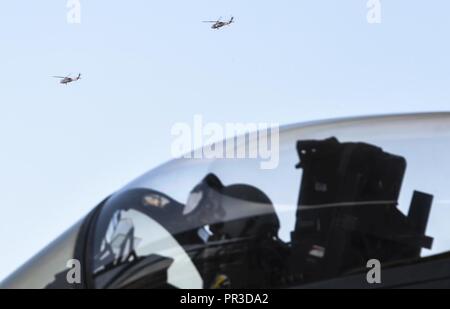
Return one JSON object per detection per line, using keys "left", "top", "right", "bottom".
{"left": 183, "top": 174, "right": 288, "bottom": 288}
{"left": 183, "top": 173, "right": 280, "bottom": 241}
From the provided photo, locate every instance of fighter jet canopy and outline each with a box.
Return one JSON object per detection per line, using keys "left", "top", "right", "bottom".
{"left": 3, "top": 113, "right": 450, "bottom": 289}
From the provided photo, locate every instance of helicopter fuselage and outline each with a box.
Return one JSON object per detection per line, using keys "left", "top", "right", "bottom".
{"left": 60, "top": 78, "right": 73, "bottom": 84}
{"left": 59, "top": 75, "right": 81, "bottom": 84}
{"left": 212, "top": 22, "right": 227, "bottom": 29}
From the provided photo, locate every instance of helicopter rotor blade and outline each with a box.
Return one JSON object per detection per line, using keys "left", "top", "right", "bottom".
{"left": 203, "top": 17, "right": 221, "bottom": 23}
{"left": 52, "top": 76, "right": 66, "bottom": 78}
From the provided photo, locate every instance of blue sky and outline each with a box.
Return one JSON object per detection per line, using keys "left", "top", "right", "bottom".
{"left": 1, "top": 0, "right": 450, "bottom": 280}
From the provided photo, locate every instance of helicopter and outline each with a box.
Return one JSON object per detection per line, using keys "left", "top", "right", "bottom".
{"left": 203, "top": 17, "right": 234, "bottom": 30}
{"left": 52, "top": 73, "right": 81, "bottom": 85}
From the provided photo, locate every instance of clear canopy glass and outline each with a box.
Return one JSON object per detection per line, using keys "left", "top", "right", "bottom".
{"left": 91, "top": 113, "right": 450, "bottom": 288}
{"left": 3, "top": 113, "right": 450, "bottom": 289}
